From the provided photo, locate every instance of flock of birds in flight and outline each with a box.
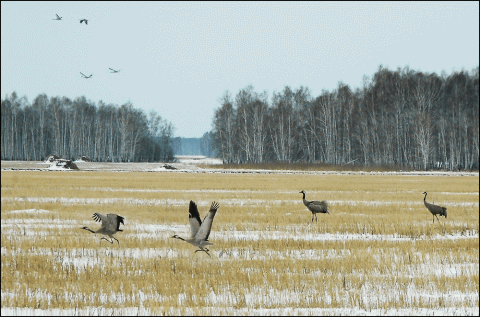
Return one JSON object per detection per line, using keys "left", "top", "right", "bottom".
{"left": 53, "top": 14, "right": 120, "bottom": 79}
{"left": 81, "top": 191, "right": 447, "bottom": 256}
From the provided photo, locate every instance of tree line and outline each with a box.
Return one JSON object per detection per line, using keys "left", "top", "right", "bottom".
{"left": 1, "top": 93, "right": 175, "bottom": 162}
{"left": 211, "top": 66, "right": 479, "bottom": 171}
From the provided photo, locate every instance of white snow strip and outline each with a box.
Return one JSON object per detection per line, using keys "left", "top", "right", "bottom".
{"left": 2, "top": 196, "right": 477, "bottom": 207}
{"left": 64, "top": 187, "right": 480, "bottom": 196}
{"left": 8, "top": 209, "right": 56, "bottom": 215}
{"left": 1, "top": 306, "right": 478, "bottom": 316}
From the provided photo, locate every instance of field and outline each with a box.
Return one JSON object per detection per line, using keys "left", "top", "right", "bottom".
{"left": 1, "top": 162, "right": 479, "bottom": 315}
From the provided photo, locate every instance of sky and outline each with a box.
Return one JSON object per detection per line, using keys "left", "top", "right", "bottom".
{"left": 1, "top": 1, "right": 478, "bottom": 138}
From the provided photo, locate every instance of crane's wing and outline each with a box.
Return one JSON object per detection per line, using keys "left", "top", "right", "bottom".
{"left": 92, "top": 212, "right": 107, "bottom": 224}
{"left": 316, "top": 200, "right": 328, "bottom": 208}
{"left": 188, "top": 200, "right": 202, "bottom": 238}
{"left": 80, "top": 72, "right": 87, "bottom": 77}
{"left": 106, "top": 213, "right": 124, "bottom": 232}
{"left": 195, "top": 201, "right": 219, "bottom": 241}
{"left": 308, "top": 200, "right": 328, "bottom": 213}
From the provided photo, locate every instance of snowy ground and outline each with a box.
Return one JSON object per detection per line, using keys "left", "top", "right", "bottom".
{"left": 2, "top": 207, "right": 478, "bottom": 316}
{"left": 1, "top": 156, "right": 223, "bottom": 172}
{"left": 2, "top": 306, "right": 478, "bottom": 316}
{"left": 1, "top": 156, "right": 478, "bottom": 176}
{"left": 1, "top": 158, "right": 478, "bottom": 315}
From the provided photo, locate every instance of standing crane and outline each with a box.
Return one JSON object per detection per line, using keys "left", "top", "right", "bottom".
{"left": 172, "top": 201, "right": 220, "bottom": 256}
{"left": 299, "top": 190, "right": 329, "bottom": 222}
{"left": 422, "top": 192, "right": 447, "bottom": 223}
{"left": 81, "top": 213, "right": 125, "bottom": 244}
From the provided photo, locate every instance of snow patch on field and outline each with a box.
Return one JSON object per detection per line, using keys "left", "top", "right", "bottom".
{"left": 47, "top": 164, "right": 74, "bottom": 171}
{"left": 2, "top": 158, "right": 479, "bottom": 176}
{"left": 2, "top": 196, "right": 478, "bottom": 208}
{"left": 175, "top": 155, "right": 223, "bottom": 165}
{"left": 1, "top": 300, "right": 478, "bottom": 316}
{"left": 2, "top": 218, "right": 477, "bottom": 244}
{"left": 8, "top": 209, "right": 56, "bottom": 215}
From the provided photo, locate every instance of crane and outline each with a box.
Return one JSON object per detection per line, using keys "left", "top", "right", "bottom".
{"left": 172, "top": 201, "right": 220, "bottom": 256}
{"left": 81, "top": 213, "right": 125, "bottom": 244}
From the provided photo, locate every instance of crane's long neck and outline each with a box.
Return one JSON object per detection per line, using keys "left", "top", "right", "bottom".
{"left": 172, "top": 235, "right": 186, "bottom": 241}
{"left": 82, "top": 227, "right": 95, "bottom": 234}
{"left": 423, "top": 192, "right": 430, "bottom": 208}
{"left": 301, "top": 192, "right": 310, "bottom": 206}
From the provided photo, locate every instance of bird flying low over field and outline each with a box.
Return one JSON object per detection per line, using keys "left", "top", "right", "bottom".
{"left": 109, "top": 68, "right": 120, "bottom": 73}
{"left": 80, "top": 72, "right": 92, "bottom": 78}
{"left": 422, "top": 192, "right": 447, "bottom": 223}
{"left": 53, "top": 14, "right": 62, "bottom": 20}
{"left": 81, "top": 213, "right": 125, "bottom": 244}
{"left": 79, "top": 19, "right": 89, "bottom": 25}
{"left": 172, "top": 201, "right": 220, "bottom": 256}
{"left": 299, "top": 190, "right": 329, "bottom": 222}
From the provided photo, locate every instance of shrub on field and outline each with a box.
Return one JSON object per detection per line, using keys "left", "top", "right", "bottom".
{"left": 53, "top": 159, "right": 79, "bottom": 170}
{"left": 78, "top": 156, "right": 91, "bottom": 162}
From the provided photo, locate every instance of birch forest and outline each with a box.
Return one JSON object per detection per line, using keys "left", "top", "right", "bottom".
{"left": 1, "top": 94, "right": 175, "bottom": 162}
{"left": 211, "top": 66, "right": 479, "bottom": 171}
{"left": 2, "top": 66, "right": 478, "bottom": 170}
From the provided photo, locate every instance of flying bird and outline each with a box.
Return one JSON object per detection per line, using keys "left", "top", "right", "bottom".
{"left": 299, "top": 190, "right": 329, "bottom": 222}
{"left": 172, "top": 201, "right": 220, "bottom": 256}
{"left": 79, "top": 19, "right": 89, "bottom": 25}
{"left": 53, "top": 14, "right": 62, "bottom": 20}
{"left": 81, "top": 213, "right": 125, "bottom": 244}
{"left": 109, "top": 68, "right": 121, "bottom": 73}
{"left": 422, "top": 192, "right": 447, "bottom": 223}
{"left": 80, "top": 72, "right": 92, "bottom": 78}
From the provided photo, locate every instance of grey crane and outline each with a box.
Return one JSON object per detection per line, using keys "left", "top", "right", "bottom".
{"left": 109, "top": 68, "right": 121, "bottom": 73}
{"left": 53, "top": 14, "right": 62, "bottom": 20}
{"left": 80, "top": 72, "right": 92, "bottom": 79}
{"left": 81, "top": 213, "right": 125, "bottom": 243}
{"left": 79, "top": 19, "right": 89, "bottom": 25}
{"left": 172, "top": 200, "right": 220, "bottom": 256}
{"left": 422, "top": 192, "right": 447, "bottom": 223}
{"left": 299, "top": 190, "right": 329, "bottom": 222}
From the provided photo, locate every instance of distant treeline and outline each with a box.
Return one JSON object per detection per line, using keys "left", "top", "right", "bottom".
{"left": 173, "top": 137, "right": 214, "bottom": 156}
{"left": 211, "top": 66, "right": 479, "bottom": 171}
{"left": 1, "top": 94, "right": 175, "bottom": 162}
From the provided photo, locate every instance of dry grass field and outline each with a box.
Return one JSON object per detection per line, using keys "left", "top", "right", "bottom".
{"left": 1, "top": 166, "right": 478, "bottom": 315}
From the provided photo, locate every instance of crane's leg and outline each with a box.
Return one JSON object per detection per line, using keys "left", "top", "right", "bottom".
{"left": 195, "top": 248, "right": 211, "bottom": 257}
{"left": 101, "top": 237, "right": 113, "bottom": 243}
{"left": 112, "top": 237, "right": 120, "bottom": 244}
{"left": 432, "top": 215, "right": 435, "bottom": 224}
{"left": 435, "top": 214, "right": 440, "bottom": 223}
{"left": 311, "top": 214, "right": 314, "bottom": 222}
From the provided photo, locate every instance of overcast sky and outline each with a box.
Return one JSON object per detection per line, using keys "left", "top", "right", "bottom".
{"left": 1, "top": 1, "right": 478, "bottom": 138}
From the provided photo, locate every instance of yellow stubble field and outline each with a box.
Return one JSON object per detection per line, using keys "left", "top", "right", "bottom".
{"left": 1, "top": 170, "right": 478, "bottom": 315}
